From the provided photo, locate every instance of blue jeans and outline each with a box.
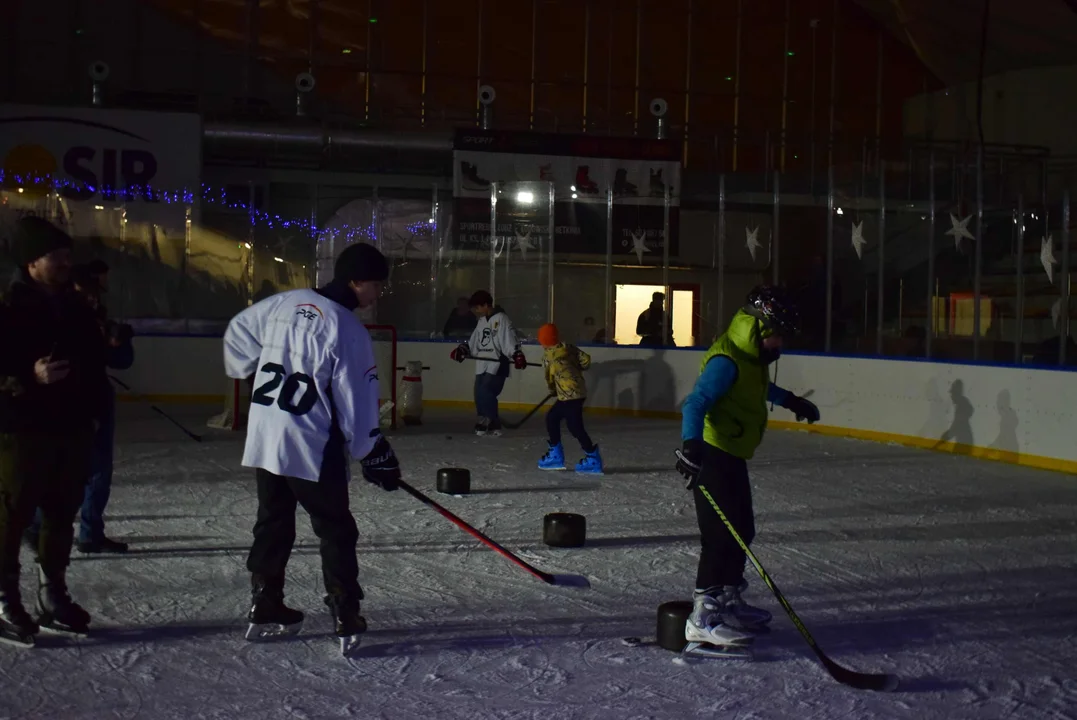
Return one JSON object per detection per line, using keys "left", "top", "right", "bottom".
{"left": 28, "top": 410, "right": 115, "bottom": 545}
{"left": 474, "top": 373, "right": 506, "bottom": 423}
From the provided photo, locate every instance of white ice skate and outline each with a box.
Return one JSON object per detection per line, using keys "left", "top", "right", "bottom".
{"left": 683, "top": 592, "right": 755, "bottom": 659}
{"left": 712, "top": 581, "right": 772, "bottom": 630}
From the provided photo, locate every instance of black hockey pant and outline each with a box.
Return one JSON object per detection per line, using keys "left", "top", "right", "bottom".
{"left": 247, "top": 469, "right": 363, "bottom": 601}
{"left": 692, "top": 442, "right": 755, "bottom": 591}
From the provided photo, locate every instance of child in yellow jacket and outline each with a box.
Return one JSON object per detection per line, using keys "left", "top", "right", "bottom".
{"left": 537, "top": 323, "right": 602, "bottom": 474}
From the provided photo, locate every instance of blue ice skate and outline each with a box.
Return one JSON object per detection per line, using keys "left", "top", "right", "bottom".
{"left": 575, "top": 446, "right": 603, "bottom": 475}
{"left": 538, "top": 442, "right": 567, "bottom": 471}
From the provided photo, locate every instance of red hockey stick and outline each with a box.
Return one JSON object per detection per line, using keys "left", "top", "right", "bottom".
{"left": 397, "top": 480, "right": 590, "bottom": 589}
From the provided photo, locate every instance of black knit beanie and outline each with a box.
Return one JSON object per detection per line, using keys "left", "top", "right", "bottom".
{"left": 12, "top": 216, "right": 72, "bottom": 266}
{"left": 333, "top": 242, "right": 389, "bottom": 283}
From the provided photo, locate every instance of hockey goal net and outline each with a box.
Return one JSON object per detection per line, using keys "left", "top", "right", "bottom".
{"left": 207, "top": 324, "right": 398, "bottom": 432}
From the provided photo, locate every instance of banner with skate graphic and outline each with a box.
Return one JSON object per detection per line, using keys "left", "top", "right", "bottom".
{"left": 453, "top": 129, "right": 680, "bottom": 257}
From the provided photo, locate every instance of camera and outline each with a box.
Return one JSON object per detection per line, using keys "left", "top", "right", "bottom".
{"left": 88, "top": 61, "right": 110, "bottom": 82}
{"left": 295, "top": 72, "right": 316, "bottom": 93}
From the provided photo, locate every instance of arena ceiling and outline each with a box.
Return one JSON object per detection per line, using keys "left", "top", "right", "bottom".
{"left": 850, "top": 0, "right": 1077, "bottom": 85}
{"left": 151, "top": 0, "right": 1077, "bottom": 92}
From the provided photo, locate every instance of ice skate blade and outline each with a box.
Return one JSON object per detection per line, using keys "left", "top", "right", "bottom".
{"left": 245, "top": 621, "right": 303, "bottom": 641}
{"left": 539, "top": 465, "right": 567, "bottom": 471}
{"left": 0, "top": 632, "right": 35, "bottom": 648}
{"left": 37, "top": 623, "right": 88, "bottom": 638}
{"left": 682, "top": 641, "right": 754, "bottom": 660}
{"left": 340, "top": 634, "right": 363, "bottom": 657}
{"left": 684, "top": 629, "right": 755, "bottom": 647}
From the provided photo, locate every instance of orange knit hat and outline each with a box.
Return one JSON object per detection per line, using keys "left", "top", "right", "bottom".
{"left": 537, "top": 323, "right": 559, "bottom": 347}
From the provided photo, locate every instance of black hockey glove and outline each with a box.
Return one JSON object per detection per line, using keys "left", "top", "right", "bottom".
{"left": 359, "top": 435, "right": 400, "bottom": 491}
{"left": 450, "top": 343, "right": 470, "bottom": 363}
{"left": 784, "top": 394, "right": 820, "bottom": 424}
{"left": 107, "top": 321, "right": 134, "bottom": 345}
{"left": 675, "top": 438, "right": 703, "bottom": 488}
{"left": 512, "top": 350, "right": 527, "bottom": 370}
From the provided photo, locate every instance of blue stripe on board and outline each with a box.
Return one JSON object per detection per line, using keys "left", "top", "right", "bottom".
{"left": 133, "top": 332, "right": 1077, "bottom": 373}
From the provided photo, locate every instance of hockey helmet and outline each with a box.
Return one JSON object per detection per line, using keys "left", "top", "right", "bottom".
{"left": 744, "top": 285, "right": 800, "bottom": 337}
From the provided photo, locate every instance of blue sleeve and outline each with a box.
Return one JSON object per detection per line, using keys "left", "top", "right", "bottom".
{"left": 767, "top": 383, "right": 791, "bottom": 406}
{"left": 680, "top": 356, "right": 738, "bottom": 441}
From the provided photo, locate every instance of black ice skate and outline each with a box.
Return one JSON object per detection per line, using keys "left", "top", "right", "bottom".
{"left": 245, "top": 575, "right": 304, "bottom": 641}
{"left": 325, "top": 593, "right": 367, "bottom": 657}
{"left": 36, "top": 568, "right": 90, "bottom": 636}
{"left": 77, "top": 536, "right": 129, "bottom": 554}
{"left": 460, "top": 161, "right": 491, "bottom": 191}
{"left": 0, "top": 575, "right": 38, "bottom": 648}
{"left": 573, "top": 166, "right": 599, "bottom": 194}
{"left": 613, "top": 168, "right": 637, "bottom": 196}
{"left": 474, "top": 417, "right": 503, "bottom": 437}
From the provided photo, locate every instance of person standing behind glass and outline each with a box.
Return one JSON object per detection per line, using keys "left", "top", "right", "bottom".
{"left": 443, "top": 296, "right": 478, "bottom": 339}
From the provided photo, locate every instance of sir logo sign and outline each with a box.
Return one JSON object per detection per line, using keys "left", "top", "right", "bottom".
{"left": 0, "top": 107, "right": 199, "bottom": 205}
{"left": 3, "top": 135, "right": 157, "bottom": 202}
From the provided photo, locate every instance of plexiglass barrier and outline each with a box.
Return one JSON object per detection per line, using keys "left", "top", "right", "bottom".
{"left": 1, "top": 158, "right": 1071, "bottom": 367}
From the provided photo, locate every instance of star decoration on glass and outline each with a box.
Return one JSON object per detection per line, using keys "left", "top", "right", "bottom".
{"left": 945, "top": 213, "right": 974, "bottom": 250}
{"left": 851, "top": 220, "right": 867, "bottom": 260}
{"left": 631, "top": 229, "right": 650, "bottom": 264}
{"left": 515, "top": 227, "right": 534, "bottom": 260}
{"left": 745, "top": 226, "right": 762, "bottom": 262}
{"left": 398, "top": 231, "right": 419, "bottom": 261}
{"left": 1041, "top": 233, "right": 1057, "bottom": 283}
{"left": 271, "top": 234, "right": 292, "bottom": 258}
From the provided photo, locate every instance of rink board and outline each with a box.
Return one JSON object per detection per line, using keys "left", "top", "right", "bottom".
{"left": 111, "top": 336, "right": 1077, "bottom": 474}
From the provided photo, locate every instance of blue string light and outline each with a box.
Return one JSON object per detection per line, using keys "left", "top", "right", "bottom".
{"left": 0, "top": 171, "right": 439, "bottom": 245}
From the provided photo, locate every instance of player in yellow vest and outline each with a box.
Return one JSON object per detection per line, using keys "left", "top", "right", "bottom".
{"left": 676, "top": 286, "right": 819, "bottom": 651}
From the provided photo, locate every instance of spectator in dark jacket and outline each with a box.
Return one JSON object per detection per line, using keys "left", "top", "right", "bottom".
{"left": 443, "top": 296, "right": 478, "bottom": 338}
{"left": 636, "top": 292, "right": 674, "bottom": 346}
{"left": 0, "top": 217, "right": 107, "bottom": 639}
{"left": 25, "top": 260, "right": 134, "bottom": 554}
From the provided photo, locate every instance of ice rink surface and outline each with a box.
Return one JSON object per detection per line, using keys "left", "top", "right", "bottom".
{"left": 1, "top": 403, "right": 1075, "bottom": 720}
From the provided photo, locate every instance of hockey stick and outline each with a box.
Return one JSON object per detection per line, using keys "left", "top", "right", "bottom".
{"left": 502, "top": 394, "right": 555, "bottom": 430}
{"left": 108, "top": 375, "right": 203, "bottom": 442}
{"left": 697, "top": 485, "right": 898, "bottom": 692}
{"left": 396, "top": 479, "right": 590, "bottom": 589}
{"left": 462, "top": 355, "right": 542, "bottom": 368}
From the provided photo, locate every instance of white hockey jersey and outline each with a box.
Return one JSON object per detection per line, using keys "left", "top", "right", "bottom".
{"left": 466, "top": 308, "right": 520, "bottom": 376}
{"left": 222, "top": 288, "right": 381, "bottom": 483}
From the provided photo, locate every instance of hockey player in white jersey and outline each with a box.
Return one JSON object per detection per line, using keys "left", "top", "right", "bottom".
{"left": 449, "top": 290, "right": 527, "bottom": 435}
{"left": 222, "top": 242, "right": 401, "bottom": 656}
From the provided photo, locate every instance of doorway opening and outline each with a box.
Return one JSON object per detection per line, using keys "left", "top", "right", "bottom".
{"left": 613, "top": 284, "right": 698, "bottom": 346}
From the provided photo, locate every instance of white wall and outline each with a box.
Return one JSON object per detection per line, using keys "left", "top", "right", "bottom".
{"left": 115, "top": 335, "right": 1077, "bottom": 474}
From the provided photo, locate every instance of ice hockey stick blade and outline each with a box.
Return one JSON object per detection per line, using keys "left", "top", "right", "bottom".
{"left": 399, "top": 480, "right": 591, "bottom": 590}
{"left": 822, "top": 657, "right": 899, "bottom": 692}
